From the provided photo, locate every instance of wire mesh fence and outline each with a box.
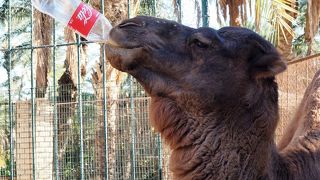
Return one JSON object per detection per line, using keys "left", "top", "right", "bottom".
{"left": 0, "top": 82, "right": 173, "bottom": 180}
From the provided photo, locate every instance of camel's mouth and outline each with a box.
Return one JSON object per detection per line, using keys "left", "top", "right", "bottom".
{"left": 107, "top": 38, "right": 142, "bottom": 50}
{"left": 106, "top": 38, "right": 143, "bottom": 58}
{"left": 106, "top": 38, "right": 145, "bottom": 72}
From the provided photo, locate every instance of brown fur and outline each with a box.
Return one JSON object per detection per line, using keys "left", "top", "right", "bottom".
{"left": 106, "top": 16, "right": 320, "bottom": 180}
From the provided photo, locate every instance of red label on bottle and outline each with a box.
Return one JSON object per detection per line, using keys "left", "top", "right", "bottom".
{"left": 68, "top": 2, "right": 100, "bottom": 37}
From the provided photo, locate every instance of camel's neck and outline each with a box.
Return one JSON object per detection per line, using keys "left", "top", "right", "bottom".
{"left": 150, "top": 91, "right": 280, "bottom": 179}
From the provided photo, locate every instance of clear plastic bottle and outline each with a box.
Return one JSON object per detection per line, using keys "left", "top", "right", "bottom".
{"left": 31, "top": 0, "right": 112, "bottom": 42}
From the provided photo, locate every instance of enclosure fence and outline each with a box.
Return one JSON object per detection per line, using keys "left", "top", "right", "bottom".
{"left": 0, "top": 0, "right": 320, "bottom": 179}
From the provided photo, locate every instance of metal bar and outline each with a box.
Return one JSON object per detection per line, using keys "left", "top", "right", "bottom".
{"left": 201, "top": 0, "right": 209, "bottom": 27}
{"left": 99, "top": 0, "right": 109, "bottom": 179}
{"left": 127, "top": 1, "right": 137, "bottom": 179}
{"left": 177, "top": 0, "right": 182, "bottom": 23}
{"left": 157, "top": 135, "right": 163, "bottom": 180}
{"left": 7, "top": 0, "right": 14, "bottom": 179}
{"left": 39, "top": 97, "right": 151, "bottom": 105}
{"left": 102, "top": 42, "right": 109, "bottom": 180}
{"left": 52, "top": 20, "right": 60, "bottom": 180}
{"left": 76, "top": 34, "right": 85, "bottom": 180}
{"left": 129, "top": 78, "right": 137, "bottom": 180}
{"left": 128, "top": 0, "right": 131, "bottom": 18}
{"left": 0, "top": 41, "right": 98, "bottom": 52}
{"left": 152, "top": 0, "right": 156, "bottom": 16}
{"left": 30, "top": 6, "right": 36, "bottom": 180}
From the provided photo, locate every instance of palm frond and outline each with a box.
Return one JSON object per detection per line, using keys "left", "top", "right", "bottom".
{"left": 255, "top": 0, "right": 262, "bottom": 31}
{"left": 254, "top": 0, "right": 297, "bottom": 45}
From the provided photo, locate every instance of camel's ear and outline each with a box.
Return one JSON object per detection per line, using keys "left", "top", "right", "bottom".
{"left": 250, "top": 54, "right": 287, "bottom": 79}
{"left": 249, "top": 38, "right": 287, "bottom": 79}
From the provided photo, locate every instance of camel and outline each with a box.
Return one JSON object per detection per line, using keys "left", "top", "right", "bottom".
{"left": 105, "top": 16, "right": 320, "bottom": 180}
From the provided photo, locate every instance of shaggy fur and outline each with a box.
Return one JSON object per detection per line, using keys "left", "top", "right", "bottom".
{"left": 106, "top": 16, "right": 320, "bottom": 180}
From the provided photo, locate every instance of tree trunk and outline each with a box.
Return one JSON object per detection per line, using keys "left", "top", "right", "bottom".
{"left": 33, "top": 10, "right": 52, "bottom": 98}
{"left": 229, "top": 0, "right": 241, "bottom": 26}
{"left": 91, "top": 47, "right": 125, "bottom": 179}
{"left": 217, "top": 0, "right": 244, "bottom": 26}
{"left": 57, "top": 28, "right": 87, "bottom": 178}
{"left": 305, "top": 0, "right": 320, "bottom": 55}
{"left": 90, "top": 0, "right": 132, "bottom": 179}
{"left": 58, "top": 29, "right": 87, "bottom": 88}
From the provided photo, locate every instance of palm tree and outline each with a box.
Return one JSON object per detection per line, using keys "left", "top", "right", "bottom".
{"left": 33, "top": 10, "right": 52, "bottom": 97}
{"left": 261, "top": 0, "right": 297, "bottom": 60}
{"left": 215, "top": 0, "right": 297, "bottom": 59}
{"left": 90, "top": 0, "right": 139, "bottom": 179}
{"left": 56, "top": 27, "right": 88, "bottom": 179}
{"left": 216, "top": 0, "right": 246, "bottom": 26}
{"left": 276, "top": 1, "right": 297, "bottom": 60}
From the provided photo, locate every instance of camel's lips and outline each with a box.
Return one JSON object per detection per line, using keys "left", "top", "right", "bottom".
{"left": 105, "top": 41, "right": 142, "bottom": 60}
{"left": 106, "top": 38, "right": 142, "bottom": 50}
{"left": 105, "top": 39, "right": 145, "bottom": 71}
{"left": 106, "top": 38, "right": 121, "bottom": 48}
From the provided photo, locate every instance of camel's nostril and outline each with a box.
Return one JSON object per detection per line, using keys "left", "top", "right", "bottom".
{"left": 118, "top": 21, "right": 143, "bottom": 28}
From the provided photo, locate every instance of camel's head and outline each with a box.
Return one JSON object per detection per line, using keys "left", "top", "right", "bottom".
{"left": 106, "top": 16, "right": 286, "bottom": 113}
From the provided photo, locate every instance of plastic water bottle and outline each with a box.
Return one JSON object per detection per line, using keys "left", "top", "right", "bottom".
{"left": 31, "top": 0, "right": 112, "bottom": 42}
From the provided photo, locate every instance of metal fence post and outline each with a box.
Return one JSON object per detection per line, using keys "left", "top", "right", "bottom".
{"left": 129, "top": 80, "right": 137, "bottom": 180}
{"left": 52, "top": 20, "right": 60, "bottom": 180}
{"left": 76, "top": 35, "right": 85, "bottom": 180}
{"left": 99, "top": 0, "right": 109, "bottom": 179}
{"left": 7, "top": 0, "right": 14, "bottom": 179}
{"left": 157, "top": 135, "right": 163, "bottom": 180}
{"left": 152, "top": 0, "right": 156, "bottom": 17}
{"left": 201, "top": 0, "right": 209, "bottom": 27}
{"left": 127, "top": 1, "right": 137, "bottom": 179}
{"left": 30, "top": 6, "right": 36, "bottom": 180}
{"left": 177, "top": 0, "right": 182, "bottom": 23}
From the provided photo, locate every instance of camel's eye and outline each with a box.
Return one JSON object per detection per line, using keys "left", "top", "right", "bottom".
{"left": 193, "top": 39, "right": 209, "bottom": 49}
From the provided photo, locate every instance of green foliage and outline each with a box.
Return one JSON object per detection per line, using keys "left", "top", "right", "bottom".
{"left": 0, "top": 0, "right": 31, "bottom": 99}
{"left": 60, "top": 92, "right": 97, "bottom": 179}
{"left": 138, "top": 0, "right": 156, "bottom": 16}
{"left": 0, "top": 102, "right": 12, "bottom": 178}
{"left": 292, "top": 0, "right": 320, "bottom": 56}
{"left": 0, "top": 0, "right": 31, "bottom": 24}
{"left": 61, "top": 112, "right": 81, "bottom": 179}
